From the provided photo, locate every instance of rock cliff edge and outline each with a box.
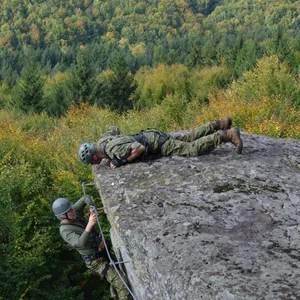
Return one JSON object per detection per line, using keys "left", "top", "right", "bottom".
{"left": 93, "top": 132, "right": 300, "bottom": 300}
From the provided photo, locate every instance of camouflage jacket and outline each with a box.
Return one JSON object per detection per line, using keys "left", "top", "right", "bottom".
{"left": 97, "top": 126, "right": 165, "bottom": 160}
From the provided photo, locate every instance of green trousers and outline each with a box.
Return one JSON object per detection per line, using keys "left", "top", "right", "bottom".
{"left": 162, "top": 123, "right": 222, "bottom": 156}
{"left": 86, "top": 257, "right": 131, "bottom": 300}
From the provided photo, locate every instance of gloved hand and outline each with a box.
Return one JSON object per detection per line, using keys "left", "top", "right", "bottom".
{"left": 84, "top": 195, "right": 94, "bottom": 206}
{"left": 111, "top": 158, "right": 122, "bottom": 168}
{"left": 111, "top": 157, "right": 128, "bottom": 168}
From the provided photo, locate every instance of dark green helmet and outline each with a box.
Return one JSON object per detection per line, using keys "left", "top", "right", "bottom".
{"left": 52, "top": 198, "right": 73, "bottom": 216}
{"left": 78, "top": 143, "right": 97, "bottom": 164}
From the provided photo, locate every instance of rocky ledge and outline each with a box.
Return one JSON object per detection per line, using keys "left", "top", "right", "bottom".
{"left": 93, "top": 132, "right": 300, "bottom": 300}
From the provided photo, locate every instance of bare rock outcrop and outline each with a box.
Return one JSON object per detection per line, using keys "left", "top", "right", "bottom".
{"left": 93, "top": 132, "right": 300, "bottom": 300}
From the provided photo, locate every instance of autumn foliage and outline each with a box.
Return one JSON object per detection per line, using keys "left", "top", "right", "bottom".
{"left": 0, "top": 55, "right": 299, "bottom": 298}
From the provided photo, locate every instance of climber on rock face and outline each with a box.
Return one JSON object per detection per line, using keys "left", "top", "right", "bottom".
{"left": 52, "top": 196, "right": 131, "bottom": 300}
{"left": 78, "top": 116, "right": 243, "bottom": 169}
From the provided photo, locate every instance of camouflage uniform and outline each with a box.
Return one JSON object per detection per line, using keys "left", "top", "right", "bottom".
{"left": 59, "top": 197, "right": 131, "bottom": 300}
{"left": 162, "top": 123, "right": 221, "bottom": 156}
{"left": 97, "top": 123, "right": 221, "bottom": 160}
{"left": 97, "top": 126, "right": 140, "bottom": 160}
{"left": 85, "top": 258, "right": 130, "bottom": 300}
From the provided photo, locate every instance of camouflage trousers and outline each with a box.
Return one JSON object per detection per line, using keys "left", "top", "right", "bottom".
{"left": 162, "top": 123, "right": 222, "bottom": 156}
{"left": 85, "top": 257, "right": 131, "bottom": 300}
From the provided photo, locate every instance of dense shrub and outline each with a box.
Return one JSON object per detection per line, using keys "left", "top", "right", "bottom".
{"left": 194, "top": 56, "right": 300, "bottom": 138}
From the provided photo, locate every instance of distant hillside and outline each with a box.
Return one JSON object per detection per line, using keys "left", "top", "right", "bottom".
{"left": 0, "top": 0, "right": 299, "bottom": 82}
{"left": 1, "top": 0, "right": 299, "bottom": 49}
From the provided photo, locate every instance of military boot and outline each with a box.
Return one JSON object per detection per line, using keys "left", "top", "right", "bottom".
{"left": 219, "top": 127, "right": 243, "bottom": 154}
{"left": 212, "top": 116, "right": 232, "bottom": 131}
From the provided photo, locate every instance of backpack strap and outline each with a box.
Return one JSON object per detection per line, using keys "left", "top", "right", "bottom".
{"left": 98, "top": 138, "right": 113, "bottom": 159}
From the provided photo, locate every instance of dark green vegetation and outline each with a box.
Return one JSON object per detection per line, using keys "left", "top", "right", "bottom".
{"left": 0, "top": 0, "right": 300, "bottom": 299}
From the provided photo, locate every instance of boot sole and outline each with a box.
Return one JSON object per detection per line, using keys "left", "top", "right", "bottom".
{"left": 234, "top": 127, "right": 243, "bottom": 154}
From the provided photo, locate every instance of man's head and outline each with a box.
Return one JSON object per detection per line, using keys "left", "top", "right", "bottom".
{"left": 52, "top": 198, "right": 76, "bottom": 220}
{"left": 78, "top": 143, "right": 104, "bottom": 165}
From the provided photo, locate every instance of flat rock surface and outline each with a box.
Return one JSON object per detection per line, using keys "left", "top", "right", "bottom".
{"left": 93, "top": 132, "right": 300, "bottom": 300}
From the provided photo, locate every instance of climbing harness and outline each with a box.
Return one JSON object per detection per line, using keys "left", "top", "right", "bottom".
{"left": 131, "top": 132, "right": 150, "bottom": 154}
{"left": 81, "top": 251, "right": 106, "bottom": 262}
{"left": 81, "top": 182, "right": 137, "bottom": 300}
{"left": 132, "top": 129, "right": 170, "bottom": 154}
{"left": 157, "top": 131, "right": 170, "bottom": 153}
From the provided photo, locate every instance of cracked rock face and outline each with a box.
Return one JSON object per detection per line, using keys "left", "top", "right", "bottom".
{"left": 93, "top": 132, "right": 300, "bottom": 300}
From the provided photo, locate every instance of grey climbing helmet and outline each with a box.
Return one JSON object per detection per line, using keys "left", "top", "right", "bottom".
{"left": 52, "top": 198, "right": 73, "bottom": 216}
{"left": 78, "top": 143, "right": 97, "bottom": 164}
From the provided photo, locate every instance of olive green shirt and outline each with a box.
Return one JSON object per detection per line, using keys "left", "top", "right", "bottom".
{"left": 59, "top": 197, "right": 100, "bottom": 256}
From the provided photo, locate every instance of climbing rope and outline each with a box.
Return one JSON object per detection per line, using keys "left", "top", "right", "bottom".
{"left": 81, "top": 182, "right": 137, "bottom": 300}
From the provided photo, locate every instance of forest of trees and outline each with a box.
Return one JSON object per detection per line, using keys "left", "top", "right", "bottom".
{"left": 0, "top": 0, "right": 300, "bottom": 299}
{"left": 0, "top": 0, "right": 300, "bottom": 114}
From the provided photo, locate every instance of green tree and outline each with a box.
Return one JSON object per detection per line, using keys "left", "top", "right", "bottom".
{"left": 66, "top": 51, "right": 96, "bottom": 105}
{"left": 201, "top": 38, "right": 217, "bottom": 66}
{"left": 94, "top": 55, "right": 136, "bottom": 112}
{"left": 133, "top": 64, "right": 191, "bottom": 109}
{"left": 186, "top": 43, "right": 203, "bottom": 69}
{"left": 13, "top": 61, "right": 44, "bottom": 113}
{"left": 43, "top": 73, "right": 70, "bottom": 117}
